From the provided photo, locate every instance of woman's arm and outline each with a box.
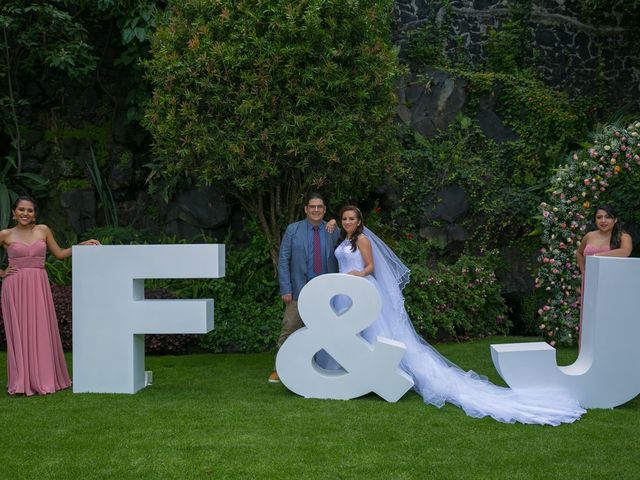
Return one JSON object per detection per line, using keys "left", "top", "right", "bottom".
{"left": 42, "top": 225, "right": 71, "bottom": 259}
{"left": 575, "top": 232, "right": 590, "bottom": 275}
{"left": 0, "top": 230, "right": 16, "bottom": 278}
{"left": 349, "top": 235, "right": 374, "bottom": 277}
{"left": 595, "top": 233, "right": 633, "bottom": 257}
{"left": 43, "top": 225, "right": 100, "bottom": 260}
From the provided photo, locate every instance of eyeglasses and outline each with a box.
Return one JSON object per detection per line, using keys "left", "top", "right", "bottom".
{"left": 307, "top": 205, "right": 325, "bottom": 210}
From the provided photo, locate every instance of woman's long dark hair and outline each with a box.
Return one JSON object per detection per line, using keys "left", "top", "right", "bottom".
{"left": 338, "top": 205, "right": 364, "bottom": 252}
{"left": 594, "top": 204, "right": 623, "bottom": 249}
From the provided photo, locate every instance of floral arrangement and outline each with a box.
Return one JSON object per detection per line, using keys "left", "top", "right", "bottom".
{"left": 537, "top": 121, "right": 640, "bottom": 345}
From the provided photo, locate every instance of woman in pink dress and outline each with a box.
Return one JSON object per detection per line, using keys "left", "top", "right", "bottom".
{"left": 0, "top": 196, "right": 99, "bottom": 396}
{"left": 576, "top": 205, "right": 632, "bottom": 348}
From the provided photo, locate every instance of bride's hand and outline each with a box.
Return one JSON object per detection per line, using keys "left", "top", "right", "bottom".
{"left": 347, "top": 270, "right": 361, "bottom": 277}
{"left": 325, "top": 219, "right": 337, "bottom": 233}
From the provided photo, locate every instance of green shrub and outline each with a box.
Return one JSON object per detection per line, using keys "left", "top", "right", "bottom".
{"left": 403, "top": 253, "right": 510, "bottom": 341}
{"left": 143, "top": 0, "right": 403, "bottom": 267}
{"left": 156, "top": 221, "right": 282, "bottom": 353}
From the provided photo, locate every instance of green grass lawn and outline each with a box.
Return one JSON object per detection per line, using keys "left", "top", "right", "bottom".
{"left": 1, "top": 336, "right": 638, "bottom": 479}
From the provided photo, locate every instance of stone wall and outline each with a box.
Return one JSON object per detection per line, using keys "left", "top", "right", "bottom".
{"left": 394, "top": 0, "right": 640, "bottom": 108}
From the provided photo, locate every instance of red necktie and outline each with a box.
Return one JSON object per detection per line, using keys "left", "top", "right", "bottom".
{"left": 313, "top": 226, "right": 322, "bottom": 275}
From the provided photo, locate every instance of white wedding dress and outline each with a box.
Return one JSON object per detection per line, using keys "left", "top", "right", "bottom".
{"left": 331, "top": 229, "right": 585, "bottom": 425}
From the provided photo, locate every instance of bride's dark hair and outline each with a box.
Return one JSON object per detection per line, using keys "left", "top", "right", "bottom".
{"left": 338, "top": 205, "right": 364, "bottom": 252}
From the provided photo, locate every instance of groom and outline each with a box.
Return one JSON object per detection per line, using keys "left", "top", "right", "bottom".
{"left": 268, "top": 192, "right": 339, "bottom": 383}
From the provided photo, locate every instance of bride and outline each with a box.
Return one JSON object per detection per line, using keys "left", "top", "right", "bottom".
{"left": 331, "top": 205, "right": 585, "bottom": 425}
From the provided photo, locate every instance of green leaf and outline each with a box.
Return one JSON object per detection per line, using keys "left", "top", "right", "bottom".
{"left": 0, "top": 183, "right": 11, "bottom": 229}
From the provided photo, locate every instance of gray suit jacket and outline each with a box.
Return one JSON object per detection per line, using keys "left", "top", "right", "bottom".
{"left": 278, "top": 219, "right": 339, "bottom": 300}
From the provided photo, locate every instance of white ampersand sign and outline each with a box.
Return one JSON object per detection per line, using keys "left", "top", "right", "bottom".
{"left": 276, "top": 273, "right": 414, "bottom": 402}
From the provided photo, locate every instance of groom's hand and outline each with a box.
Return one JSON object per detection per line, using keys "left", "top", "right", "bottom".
{"left": 282, "top": 293, "right": 293, "bottom": 304}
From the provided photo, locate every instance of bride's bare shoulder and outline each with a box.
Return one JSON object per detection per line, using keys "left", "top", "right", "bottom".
{"left": 357, "top": 233, "right": 371, "bottom": 247}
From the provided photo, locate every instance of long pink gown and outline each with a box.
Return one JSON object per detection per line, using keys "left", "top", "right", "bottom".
{"left": 1, "top": 239, "right": 71, "bottom": 395}
{"left": 579, "top": 244, "right": 610, "bottom": 349}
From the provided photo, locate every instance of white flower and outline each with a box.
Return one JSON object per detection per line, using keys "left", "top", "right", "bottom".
{"left": 604, "top": 145, "right": 611, "bottom": 151}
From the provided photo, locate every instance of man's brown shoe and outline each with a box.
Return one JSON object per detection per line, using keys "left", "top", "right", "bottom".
{"left": 268, "top": 371, "right": 280, "bottom": 383}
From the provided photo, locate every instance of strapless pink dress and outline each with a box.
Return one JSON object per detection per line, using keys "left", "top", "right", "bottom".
{"left": 1, "top": 240, "right": 71, "bottom": 395}
{"left": 579, "top": 244, "right": 610, "bottom": 349}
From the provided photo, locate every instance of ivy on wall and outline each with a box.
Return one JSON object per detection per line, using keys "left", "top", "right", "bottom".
{"left": 397, "top": 2, "right": 589, "bottom": 251}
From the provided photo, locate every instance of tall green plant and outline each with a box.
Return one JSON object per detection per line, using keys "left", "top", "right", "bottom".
{"left": 85, "top": 147, "right": 118, "bottom": 227}
{"left": 144, "top": 0, "right": 402, "bottom": 267}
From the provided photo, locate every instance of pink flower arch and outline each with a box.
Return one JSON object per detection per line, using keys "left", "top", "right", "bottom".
{"left": 537, "top": 121, "right": 640, "bottom": 345}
